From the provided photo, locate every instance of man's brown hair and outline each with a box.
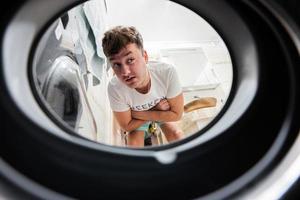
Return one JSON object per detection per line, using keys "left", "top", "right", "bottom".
{"left": 102, "top": 26, "right": 144, "bottom": 58}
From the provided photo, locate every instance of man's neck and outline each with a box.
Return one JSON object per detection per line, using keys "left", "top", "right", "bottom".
{"left": 135, "top": 71, "right": 151, "bottom": 94}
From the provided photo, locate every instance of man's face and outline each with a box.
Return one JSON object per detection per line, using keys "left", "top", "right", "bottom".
{"left": 109, "top": 43, "right": 149, "bottom": 89}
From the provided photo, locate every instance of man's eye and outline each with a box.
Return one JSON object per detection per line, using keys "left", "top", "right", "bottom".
{"left": 128, "top": 58, "right": 134, "bottom": 64}
{"left": 113, "top": 63, "right": 121, "bottom": 68}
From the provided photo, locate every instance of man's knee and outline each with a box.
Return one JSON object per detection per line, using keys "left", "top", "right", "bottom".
{"left": 161, "top": 123, "right": 182, "bottom": 136}
{"left": 128, "top": 139, "right": 143, "bottom": 147}
{"left": 162, "top": 126, "right": 184, "bottom": 142}
{"left": 172, "top": 129, "right": 183, "bottom": 140}
{"left": 127, "top": 130, "right": 144, "bottom": 147}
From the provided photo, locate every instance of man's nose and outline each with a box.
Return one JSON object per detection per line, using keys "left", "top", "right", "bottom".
{"left": 121, "top": 64, "right": 131, "bottom": 76}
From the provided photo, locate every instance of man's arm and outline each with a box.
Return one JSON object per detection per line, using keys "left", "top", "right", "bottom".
{"left": 131, "top": 93, "right": 184, "bottom": 122}
{"left": 113, "top": 110, "right": 148, "bottom": 132}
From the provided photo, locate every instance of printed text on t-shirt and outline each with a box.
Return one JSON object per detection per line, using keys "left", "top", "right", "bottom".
{"left": 130, "top": 97, "right": 166, "bottom": 111}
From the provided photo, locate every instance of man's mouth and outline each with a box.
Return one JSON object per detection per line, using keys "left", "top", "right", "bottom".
{"left": 125, "top": 76, "right": 135, "bottom": 82}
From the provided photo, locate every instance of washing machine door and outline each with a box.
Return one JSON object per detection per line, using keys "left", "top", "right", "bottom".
{"left": 0, "top": 0, "right": 299, "bottom": 199}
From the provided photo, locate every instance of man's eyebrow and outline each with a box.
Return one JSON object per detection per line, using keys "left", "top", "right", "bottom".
{"left": 109, "top": 51, "right": 133, "bottom": 61}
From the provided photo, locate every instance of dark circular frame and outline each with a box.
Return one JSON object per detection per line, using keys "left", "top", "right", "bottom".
{"left": 0, "top": 0, "right": 299, "bottom": 199}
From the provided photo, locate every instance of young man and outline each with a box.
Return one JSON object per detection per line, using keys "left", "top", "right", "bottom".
{"left": 102, "top": 26, "right": 184, "bottom": 147}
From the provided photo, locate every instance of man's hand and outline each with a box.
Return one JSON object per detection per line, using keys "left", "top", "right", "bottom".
{"left": 131, "top": 93, "right": 184, "bottom": 122}
{"left": 151, "top": 99, "right": 170, "bottom": 111}
{"left": 132, "top": 99, "right": 170, "bottom": 119}
{"left": 113, "top": 110, "right": 148, "bottom": 132}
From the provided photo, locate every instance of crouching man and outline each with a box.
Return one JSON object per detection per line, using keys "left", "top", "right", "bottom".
{"left": 102, "top": 26, "right": 184, "bottom": 147}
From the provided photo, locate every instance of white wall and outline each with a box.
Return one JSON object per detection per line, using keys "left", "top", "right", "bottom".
{"left": 106, "top": 0, "right": 221, "bottom": 42}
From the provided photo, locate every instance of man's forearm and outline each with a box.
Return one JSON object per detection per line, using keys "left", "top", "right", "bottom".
{"left": 132, "top": 110, "right": 182, "bottom": 122}
{"left": 122, "top": 119, "right": 148, "bottom": 132}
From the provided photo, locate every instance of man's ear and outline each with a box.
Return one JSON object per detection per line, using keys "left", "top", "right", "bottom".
{"left": 143, "top": 50, "right": 149, "bottom": 63}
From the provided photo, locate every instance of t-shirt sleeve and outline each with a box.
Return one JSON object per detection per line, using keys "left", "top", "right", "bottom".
{"left": 107, "top": 83, "right": 130, "bottom": 112}
{"left": 166, "top": 65, "right": 182, "bottom": 98}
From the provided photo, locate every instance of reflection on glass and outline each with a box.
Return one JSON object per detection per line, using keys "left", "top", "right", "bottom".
{"left": 42, "top": 56, "right": 82, "bottom": 129}
{"left": 32, "top": 0, "right": 233, "bottom": 148}
{"left": 41, "top": 56, "right": 98, "bottom": 140}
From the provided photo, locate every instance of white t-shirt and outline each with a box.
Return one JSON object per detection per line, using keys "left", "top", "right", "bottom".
{"left": 107, "top": 61, "right": 182, "bottom": 112}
